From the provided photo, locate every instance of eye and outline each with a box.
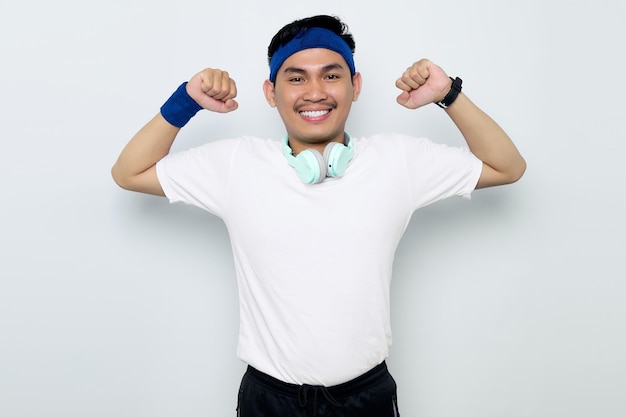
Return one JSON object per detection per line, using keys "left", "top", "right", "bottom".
{"left": 325, "top": 74, "right": 340, "bottom": 80}
{"left": 289, "top": 76, "right": 304, "bottom": 83}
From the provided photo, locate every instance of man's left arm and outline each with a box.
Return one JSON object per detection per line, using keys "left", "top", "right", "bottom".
{"left": 396, "top": 59, "right": 526, "bottom": 189}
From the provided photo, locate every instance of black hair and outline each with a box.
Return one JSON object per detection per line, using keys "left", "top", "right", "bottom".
{"left": 267, "top": 15, "right": 356, "bottom": 64}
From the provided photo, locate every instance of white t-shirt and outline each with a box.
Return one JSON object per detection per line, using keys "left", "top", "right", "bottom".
{"left": 156, "top": 133, "right": 482, "bottom": 385}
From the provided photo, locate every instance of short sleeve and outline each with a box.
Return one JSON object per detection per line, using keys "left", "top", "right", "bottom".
{"left": 399, "top": 135, "right": 483, "bottom": 209}
{"left": 156, "top": 138, "right": 241, "bottom": 217}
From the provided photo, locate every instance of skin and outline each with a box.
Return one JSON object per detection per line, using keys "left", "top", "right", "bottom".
{"left": 263, "top": 48, "right": 362, "bottom": 156}
{"left": 395, "top": 59, "right": 526, "bottom": 188}
{"left": 110, "top": 69, "right": 238, "bottom": 196}
{"left": 111, "top": 52, "right": 525, "bottom": 195}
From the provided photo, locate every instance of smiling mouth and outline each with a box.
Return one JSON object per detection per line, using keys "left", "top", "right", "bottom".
{"left": 299, "top": 109, "right": 331, "bottom": 118}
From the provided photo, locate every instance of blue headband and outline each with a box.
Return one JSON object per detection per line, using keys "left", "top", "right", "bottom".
{"left": 269, "top": 27, "right": 356, "bottom": 82}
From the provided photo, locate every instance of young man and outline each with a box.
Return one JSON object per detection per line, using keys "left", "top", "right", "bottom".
{"left": 112, "top": 14, "right": 525, "bottom": 417}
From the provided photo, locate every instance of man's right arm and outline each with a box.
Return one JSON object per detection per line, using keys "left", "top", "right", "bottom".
{"left": 111, "top": 69, "right": 239, "bottom": 196}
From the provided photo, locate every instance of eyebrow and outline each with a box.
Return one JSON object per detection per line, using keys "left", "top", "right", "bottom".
{"left": 282, "top": 63, "right": 346, "bottom": 76}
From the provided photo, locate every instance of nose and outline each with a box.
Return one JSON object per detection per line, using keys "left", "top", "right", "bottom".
{"left": 303, "top": 78, "right": 327, "bottom": 101}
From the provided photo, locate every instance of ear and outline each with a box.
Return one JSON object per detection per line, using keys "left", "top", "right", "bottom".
{"left": 263, "top": 79, "right": 277, "bottom": 107}
{"left": 351, "top": 72, "right": 363, "bottom": 102}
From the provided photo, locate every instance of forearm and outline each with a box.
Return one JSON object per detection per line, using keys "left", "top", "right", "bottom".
{"left": 444, "top": 93, "right": 526, "bottom": 187}
{"left": 111, "top": 69, "right": 238, "bottom": 196}
{"left": 111, "top": 113, "right": 179, "bottom": 192}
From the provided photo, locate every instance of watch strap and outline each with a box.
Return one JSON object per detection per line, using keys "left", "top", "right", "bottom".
{"left": 436, "top": 77, "right": 463, "bottom": 109}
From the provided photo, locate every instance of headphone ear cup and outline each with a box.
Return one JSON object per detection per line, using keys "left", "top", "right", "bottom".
{"left": 295, "top": 149, "right": 327, "bottom": 184}
{"left": 323, "top": 142, "right": 352, "bottom": 178}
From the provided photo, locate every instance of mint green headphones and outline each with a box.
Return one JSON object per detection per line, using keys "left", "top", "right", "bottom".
{"left": 282, "top": 135, "right": 354, "bottom": 184}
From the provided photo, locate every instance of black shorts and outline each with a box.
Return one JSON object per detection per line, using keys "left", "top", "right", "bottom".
{"left": 236, "top": 361, "right": 400, "bottom": 417}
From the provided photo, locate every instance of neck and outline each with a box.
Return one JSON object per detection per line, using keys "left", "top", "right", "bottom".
{"left": 288, "top": 133, "right": 348, "bottom": 156}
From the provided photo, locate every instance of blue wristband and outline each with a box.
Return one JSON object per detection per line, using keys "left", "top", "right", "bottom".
{"left": 160, "top": 82, "right": 203, "bottom": 128}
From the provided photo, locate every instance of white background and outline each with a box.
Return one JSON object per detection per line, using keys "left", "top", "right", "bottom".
{"left": 1, "top": 0, "right": 625, "bottom": 416}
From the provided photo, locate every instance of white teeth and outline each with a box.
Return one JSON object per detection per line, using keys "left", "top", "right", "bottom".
{"left": 300, "top": 110, "right": 329, "bottom": 118}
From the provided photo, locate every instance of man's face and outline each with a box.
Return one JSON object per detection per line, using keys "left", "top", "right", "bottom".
{"left": 264, "top": 48, "right": 362, "bottom": 154}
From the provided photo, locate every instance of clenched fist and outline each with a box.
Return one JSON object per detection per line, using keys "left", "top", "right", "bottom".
{"left": 395, "top": 59, "right": 452, "bottom": 109}
{"left": 187, "top": 68, "right": 239, "bottom": 113}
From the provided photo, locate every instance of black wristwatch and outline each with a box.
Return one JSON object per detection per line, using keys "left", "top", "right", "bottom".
{"left": 436, "top": 77, "right": 462, "bottom": 109}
